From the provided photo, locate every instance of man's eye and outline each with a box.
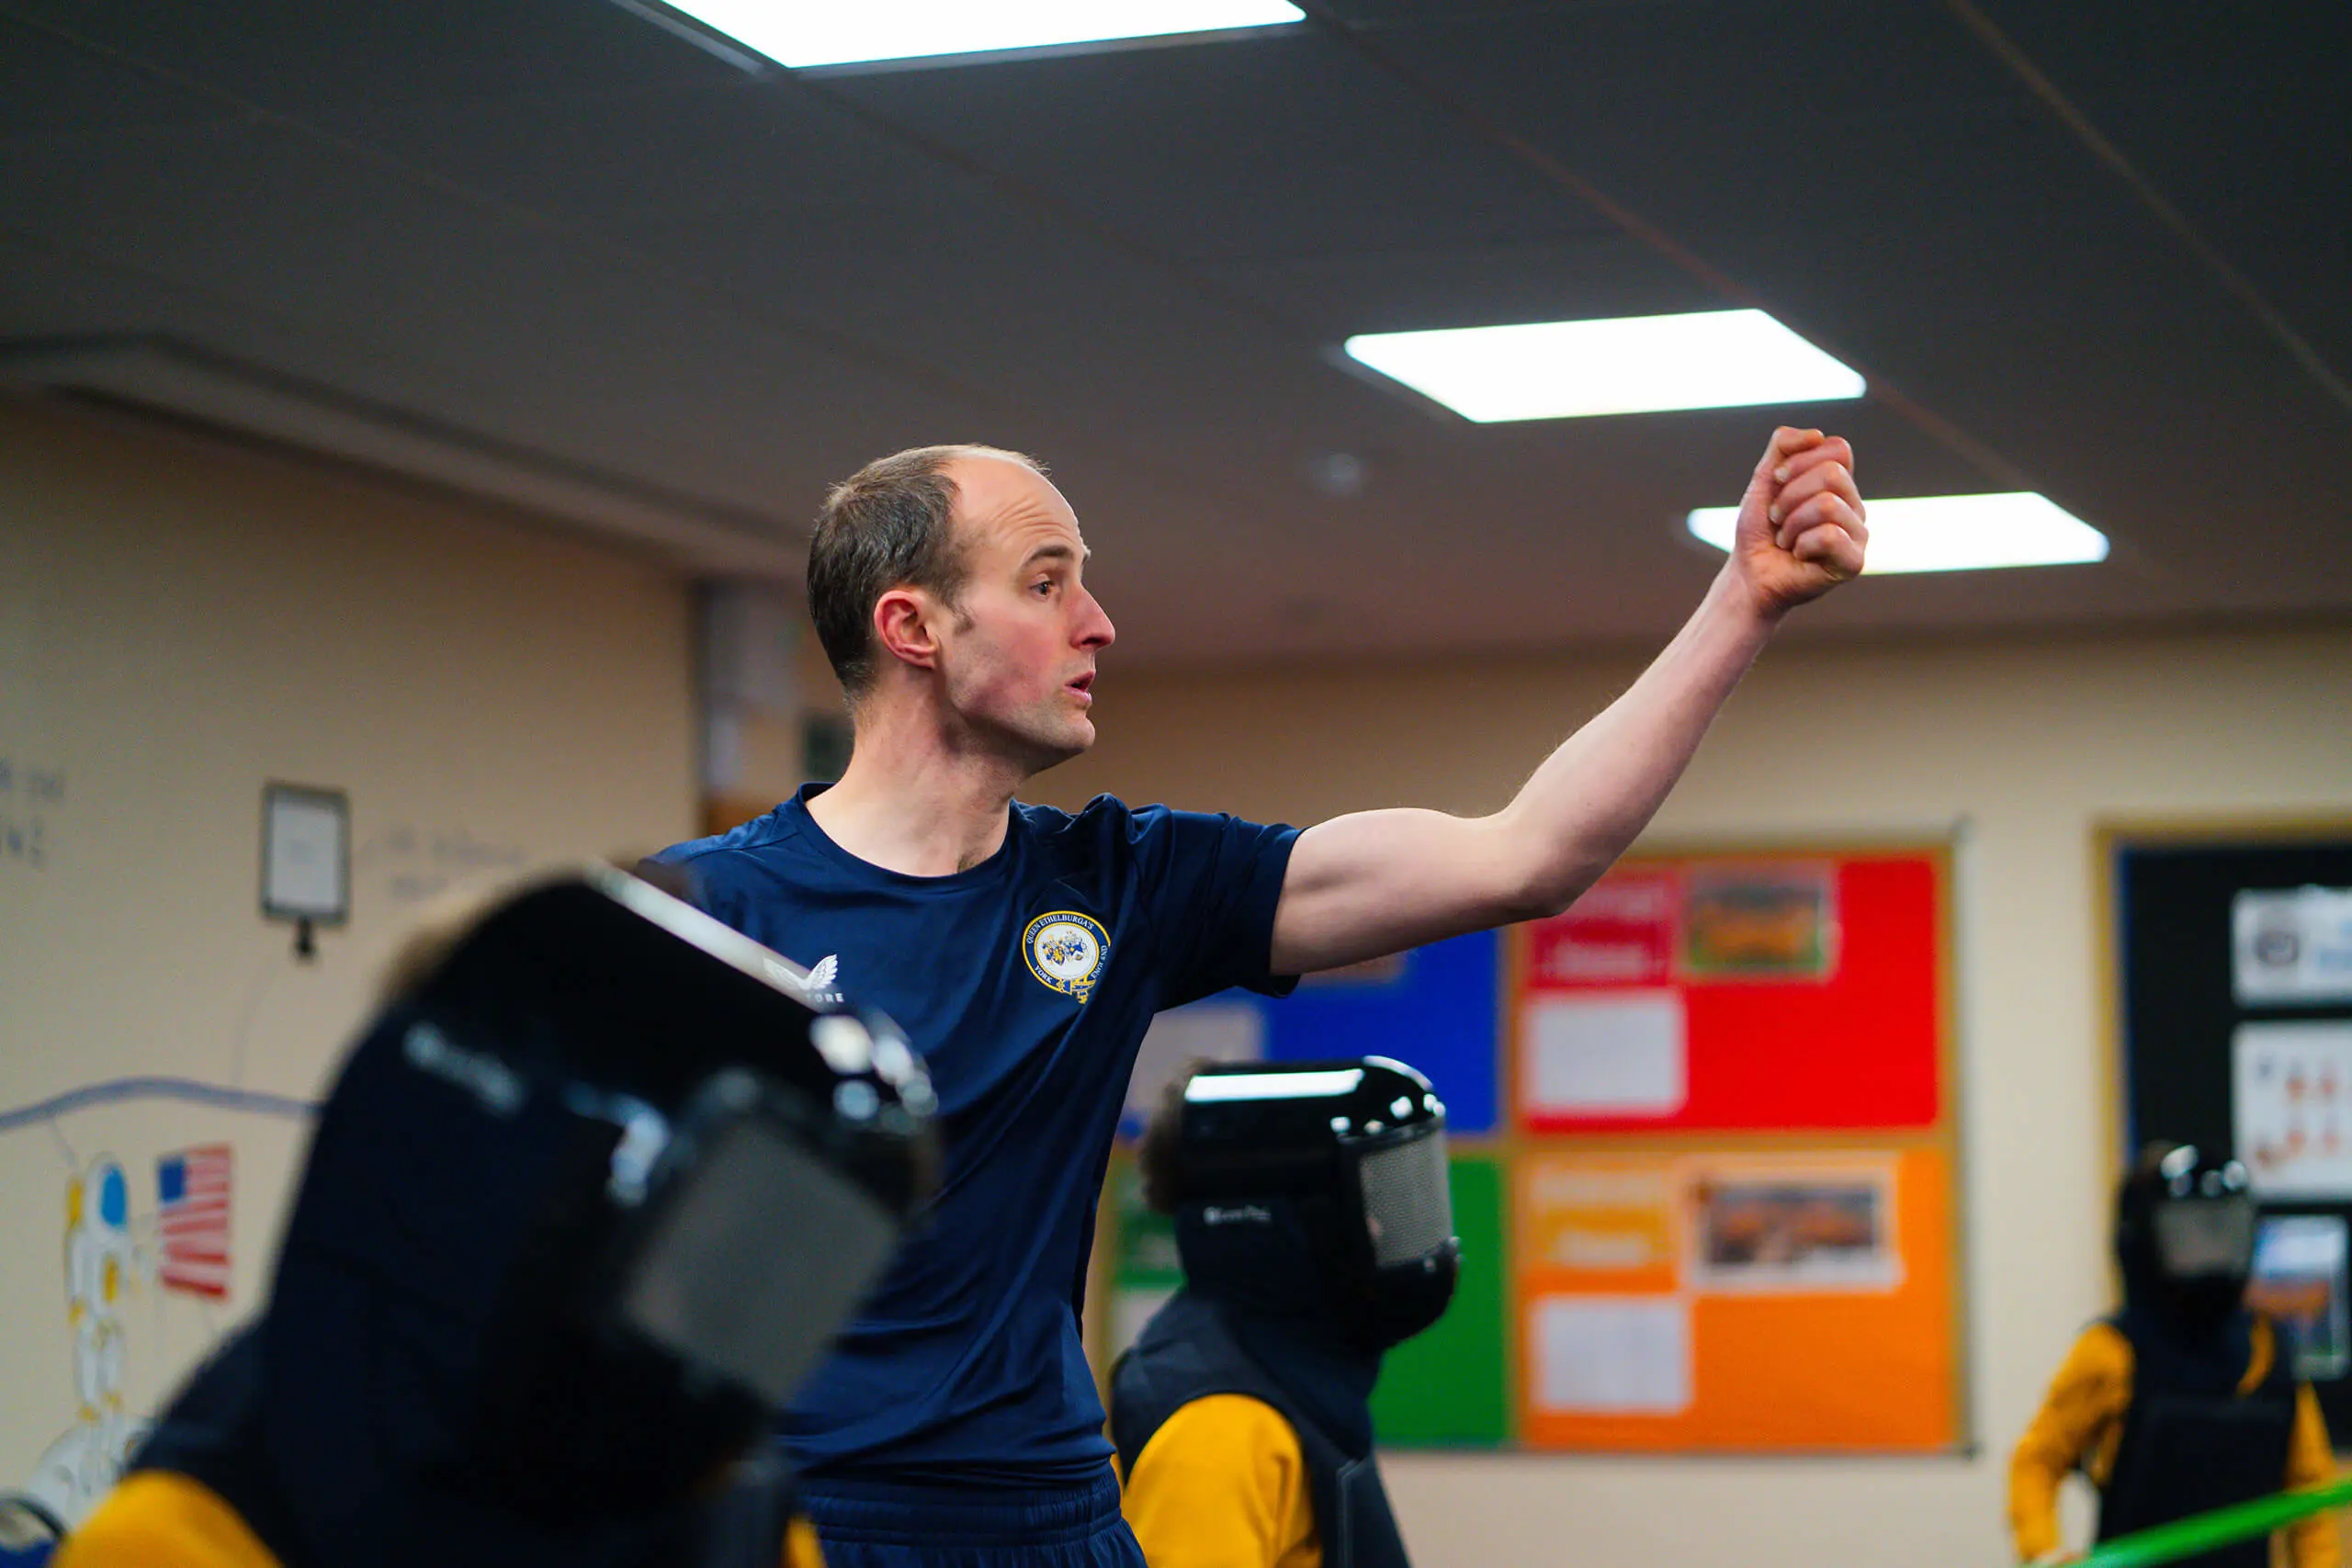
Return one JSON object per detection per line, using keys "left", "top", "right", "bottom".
{"left": 1033, "top": 579, "right": 1056, "bottom": 595}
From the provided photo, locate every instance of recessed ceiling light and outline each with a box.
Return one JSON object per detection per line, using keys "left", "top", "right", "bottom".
{"left": 1341, "top": 309, "right": 1865, "bottom": 422}
{"left": 656, "top": 0, "right": 1306, "bottom": 70}
{"left": 1683, "top": 492, "right": 2109, "bottom": 574}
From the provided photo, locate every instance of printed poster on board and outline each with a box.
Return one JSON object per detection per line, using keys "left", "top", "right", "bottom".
{"left": 2234, "top": 886, "right": 2352, "bottom": 1006}
{"left": 2234, "top": 1021, "right": 2352, "bottom": 1198}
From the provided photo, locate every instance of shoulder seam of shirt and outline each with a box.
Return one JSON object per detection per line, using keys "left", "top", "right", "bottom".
{"left": 669, "top": 813, "right": 807, "bottom": 863}
{"left": 1109, "top": 798, "right": 1182, "bottom": 955}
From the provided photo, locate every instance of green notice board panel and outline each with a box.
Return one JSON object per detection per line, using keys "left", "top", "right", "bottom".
{"left": 1371, "top": 1154, "right": 1509, "bottom": 1446}
{"left": 1104, "top": 1154, "right": 1509, "bottom": 1448}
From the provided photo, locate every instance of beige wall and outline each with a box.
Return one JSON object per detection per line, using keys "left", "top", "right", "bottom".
{"left": 6, "top": 387, "right": 2349, "bottom": 1562}
{"left": 0, "top": 399, "right": 696, "bottom": 1517}
{"left": 1036, "top": 623, "right": 2352, "bottom": 1568}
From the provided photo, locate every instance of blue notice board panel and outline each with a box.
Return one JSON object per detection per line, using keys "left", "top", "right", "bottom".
{"left": 1122, "top": 930, "right": 1499, "bottom": 1138}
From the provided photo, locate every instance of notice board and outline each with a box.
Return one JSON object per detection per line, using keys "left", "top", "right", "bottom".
{"left": 2107, "top": 821, "right": 2352, "bottom": 1437}
{"left": 1097, "top": 842, "right": 1963, "bottom": 1454}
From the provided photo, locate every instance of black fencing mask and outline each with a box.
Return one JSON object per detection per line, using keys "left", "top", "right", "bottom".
{"left": 255, "top": 867, "right": 937, "bottom": 1553}
{"left": 2116, "top": 1143, "right": 2257, "bottom": 1332}
{"left": 1170, "top": 1057, "right": 1457, "bottom": 1351}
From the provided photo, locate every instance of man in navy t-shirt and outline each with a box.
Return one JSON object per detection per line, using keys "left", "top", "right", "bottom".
{"left": 654, "top": 432, "right": 1868, "bottom": 1566}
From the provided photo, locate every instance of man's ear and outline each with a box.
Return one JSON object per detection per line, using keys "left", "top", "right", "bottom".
{"left": 873, "top": 587, "right": 941, "bottom": 671}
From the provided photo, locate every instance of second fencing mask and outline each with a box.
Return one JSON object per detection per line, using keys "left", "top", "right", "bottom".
{"left": 1172, "top": 1056, "right": 1459, "bottom": 1349}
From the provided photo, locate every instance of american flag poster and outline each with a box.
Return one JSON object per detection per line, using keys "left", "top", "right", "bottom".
{"left": 156, "top": 1144, "right": 232, "bottom": 1299}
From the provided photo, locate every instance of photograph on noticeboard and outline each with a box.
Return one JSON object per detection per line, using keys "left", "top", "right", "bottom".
{"left": 1679, "top": 863, "right": 1838, "bottom": 979}
{"left": 2249, "top": 1214, "right": 2351, "bottom": 1381}
{"left": 1687, "top": 1160, "right": 1901, "bottom": 1293}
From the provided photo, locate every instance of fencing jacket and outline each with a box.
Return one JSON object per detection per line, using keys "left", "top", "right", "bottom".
{"left": 1112, "top": 1291, "right": 1408, "bottom": 1568}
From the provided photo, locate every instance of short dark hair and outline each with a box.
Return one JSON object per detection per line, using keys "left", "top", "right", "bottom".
{"left": 1136, "top": 1066, "right": 1205, "bottom": 1215}
{"left": 807, "top": 444, "right": 1042, "bottom": 699}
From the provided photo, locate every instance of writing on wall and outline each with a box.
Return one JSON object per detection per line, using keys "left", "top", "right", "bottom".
{"left": 359, "top": 823, "right": 530, "bottom": 904}
{"left": 0, "top": 755, "right": 66, "bottom": 870}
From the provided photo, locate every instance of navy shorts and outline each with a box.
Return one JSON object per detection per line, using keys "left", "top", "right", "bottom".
{"left": 797, "top": 1469, "right": 1143, "bottom": 1568}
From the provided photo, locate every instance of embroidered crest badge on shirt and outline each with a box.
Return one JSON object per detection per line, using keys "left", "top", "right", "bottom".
{"left": 1023, "top": 911, "right": 1109, "bottom": 1002}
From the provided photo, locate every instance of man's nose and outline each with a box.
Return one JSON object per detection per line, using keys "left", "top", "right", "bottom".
{"left": 1076, "top": 590, "right": 1115, "bottom": 649}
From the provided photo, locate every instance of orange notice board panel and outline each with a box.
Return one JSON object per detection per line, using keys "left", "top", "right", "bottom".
{"left": 1514, "top": 1145, "right": 1957, "bottom": 1451}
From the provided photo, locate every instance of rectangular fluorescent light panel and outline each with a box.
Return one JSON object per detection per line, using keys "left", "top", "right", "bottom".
{"left": 1342, "top": 309, "right": 1865, "bottom": 422}
{"left": 663, "top": 1, "right": 1306, "bottom": 69}
{"left": 1684, "top": 492, "right": 2109, "bottom": 574}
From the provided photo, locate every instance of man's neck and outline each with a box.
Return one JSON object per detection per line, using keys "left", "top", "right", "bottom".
{"left": 803, "top": 706, "right": 1032, "bottom": 877}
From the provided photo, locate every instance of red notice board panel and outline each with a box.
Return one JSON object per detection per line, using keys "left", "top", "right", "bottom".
{"left": 1513, "top": 852, "right": 1945, "bottom": 1134}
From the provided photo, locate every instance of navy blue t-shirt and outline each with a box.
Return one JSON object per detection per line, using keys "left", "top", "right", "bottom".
{"left": 650, "top": 785, "right": 1298, "bottom": 1486}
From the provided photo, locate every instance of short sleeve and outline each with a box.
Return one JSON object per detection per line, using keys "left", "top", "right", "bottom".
{"left": 2284, "top": 1382, "right": 2340, "bottom": 1568}
{"left": 2008, "top": 1323, "right": 2133, "bottom": 1560}
{"left": 1122, "top": 1393, "right": 1317, "bottom": 1568}
{"left": 1129, "top": 807, "right": 1300, "bottom": 1009}
{"left": 785, "top": 1515, "right": 827, "bottom": 1568}
{"left": 54, "top": 1472, "right": 284, "bottom": 1568}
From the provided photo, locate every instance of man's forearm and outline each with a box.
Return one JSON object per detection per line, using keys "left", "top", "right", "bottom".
{"left": 1495, "top": 565, "right": 1779, "bottom": 914}
{"left": 1270, "top": 429, "right": 1860, "bottom": 976}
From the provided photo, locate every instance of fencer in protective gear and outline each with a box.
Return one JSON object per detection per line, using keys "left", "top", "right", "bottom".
{"left": 2009, "top": 1142, "right": 2337, "bottom": 1568}
{"left": 1111, "top": 1057, "right": 1458, "bottom": 1568}
{"left": 59, "top": 867, "right": 938, "bottom": 1568}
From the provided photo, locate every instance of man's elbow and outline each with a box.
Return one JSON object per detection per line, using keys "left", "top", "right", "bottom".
{"left": 1489, "top": 855, "right": 1608, "bottom": 927}
{"left": 1474, "top": 809, "right": 1617, "bottom": 926}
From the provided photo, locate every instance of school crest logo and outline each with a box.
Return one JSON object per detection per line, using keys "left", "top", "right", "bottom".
{"left": 1023, "top": 911, "right": 1109, "bottom": 1002}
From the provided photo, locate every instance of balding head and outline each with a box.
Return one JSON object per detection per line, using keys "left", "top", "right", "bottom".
{"left": 807, "top": 444, "right": 1045, "bottom": 700}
